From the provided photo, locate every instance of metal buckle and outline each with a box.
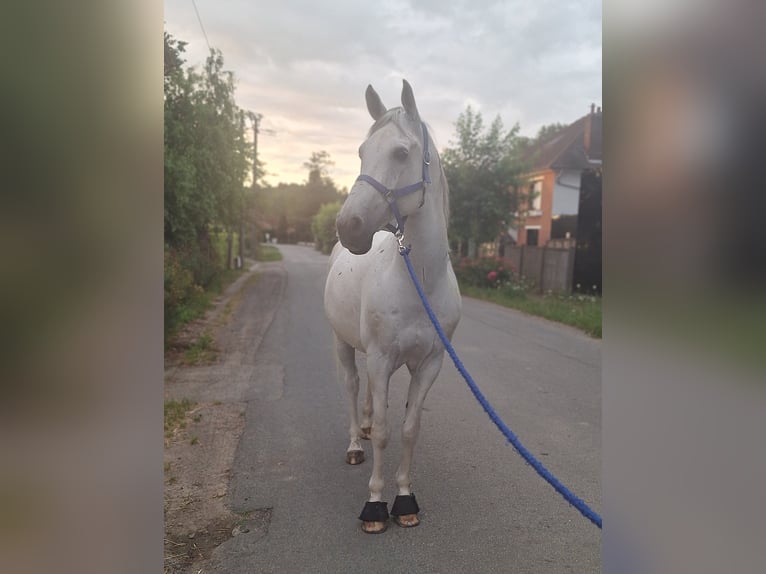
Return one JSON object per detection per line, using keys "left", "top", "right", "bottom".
{"left": 395, "top": 231, "right": 406, "bottom": 254}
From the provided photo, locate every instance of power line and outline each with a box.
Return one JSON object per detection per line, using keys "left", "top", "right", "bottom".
{"left": 191, "top": 0, "right": 212, "bottom": 52}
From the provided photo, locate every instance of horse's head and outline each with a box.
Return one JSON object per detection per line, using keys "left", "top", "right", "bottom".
{"left": 337, "top": 80, "right": 430, "bottom": 255}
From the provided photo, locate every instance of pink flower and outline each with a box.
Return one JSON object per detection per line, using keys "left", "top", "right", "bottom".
{"left": 487, "top": 271, "right": 498, "bottom": 282}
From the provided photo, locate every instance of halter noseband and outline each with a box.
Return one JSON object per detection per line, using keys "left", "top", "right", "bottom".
{"left": 355, "top": 122, "right": 431, "bottom": 237}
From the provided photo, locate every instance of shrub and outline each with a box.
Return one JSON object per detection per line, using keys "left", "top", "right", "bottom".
{"left": 454, "top": 256, "right": 534, "bottom": 297}
{"left": 311, "top": 201, "right": 343, "bottom": 254}
{"left": 165, "top": 248, "right": 194, "bottom": 311}
{"left": 164, "top": 247, "right": 197, "bottom": 332}
{"left": 190, "top": 237, "right": 222, "bottom": 288}
{"left": 454, "top": 256, "right": 513, "bottom": 288}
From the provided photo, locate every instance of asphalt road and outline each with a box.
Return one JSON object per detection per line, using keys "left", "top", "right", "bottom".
{"left": 214, "top": 243, "right": 601, "bottom": 573}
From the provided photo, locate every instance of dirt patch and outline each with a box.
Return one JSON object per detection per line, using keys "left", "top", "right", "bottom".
{"left": 163, "top": 401, "right": 246, "bottom": 573}
{"left": 164, "top": 515, "right": 239, "bottom": 573}
{"left": 164, "top": 508, "right": 273, "bottom": 574}
{"left": 164, "top": 261, "right": 285, "bottom": 574}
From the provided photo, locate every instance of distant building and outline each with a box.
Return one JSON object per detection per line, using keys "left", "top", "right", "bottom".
{"left": 513, "top": 104, "right": 602, "bottom": 247}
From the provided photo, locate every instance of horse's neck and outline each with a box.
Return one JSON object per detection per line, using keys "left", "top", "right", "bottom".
{"left": 401, "top": 181, "right": 450, "bottom": 292}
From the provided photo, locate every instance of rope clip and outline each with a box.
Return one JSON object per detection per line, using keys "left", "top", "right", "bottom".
{"left": 395, "top": 232, "right": 410, "bottom": 255}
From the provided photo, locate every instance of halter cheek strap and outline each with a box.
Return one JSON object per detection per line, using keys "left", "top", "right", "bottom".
{"left": 355, "top": 122, "right": 431, "bottom": 237}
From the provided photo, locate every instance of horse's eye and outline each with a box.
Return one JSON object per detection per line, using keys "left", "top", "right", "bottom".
{"left": 394, "top": 146, "right": 409, "bottom": 160}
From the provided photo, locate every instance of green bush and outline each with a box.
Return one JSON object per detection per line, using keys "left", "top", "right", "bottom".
{"left": 454, "top": 256, "right": 515, "bottom": 288}
{"left": 311, "top": 201, "right": 342, "bottom": 254}
{"left": 454, "top": 256, "right": 534, "bottom": 298}
{"left": 188, "top": 246, "right": 220, "bottom": 288}
{"left": 164, "top": 240, "right": 241, "bottom": 343}
{"left": 164, "top": 247, "right": 199, "bottom": 334}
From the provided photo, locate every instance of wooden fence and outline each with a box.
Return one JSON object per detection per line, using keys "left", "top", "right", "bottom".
{"left": 501, "top": 244, "right": 576, "bottom": 294}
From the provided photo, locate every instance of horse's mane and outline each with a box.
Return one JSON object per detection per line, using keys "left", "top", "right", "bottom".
{"left": 367, "top": 108, "right": 450, "bottom": 225}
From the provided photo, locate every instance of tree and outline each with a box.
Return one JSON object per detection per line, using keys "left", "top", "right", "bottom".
{"left": 303, "top": 150, "right": 335, "bottom": 186}
{"left": 197, "top": 49, "right": 251, "bottom": 268}
{"left": 164, "top": 31, "right": 252, "bottom": 274}
{"left": 248, "top": 151, "right": 345, "bottom": 244}
{"left": 442, "top": 106, "right": 527, "bottom": 257}
{"left": 536, "top": 122, "right": 567, "bottom": 142}
{"left": 164, "top": 32, "right": 203, "bottom": 249}
{"left": 275, "top": 152, "right": 345, "bottom": 243}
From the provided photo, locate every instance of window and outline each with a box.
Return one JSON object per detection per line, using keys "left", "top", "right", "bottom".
{"left": 529, "top": 180, "right": 542, "bottom": 215}
{"left": 526, "top": 228, "right": 539, "bottom": 246}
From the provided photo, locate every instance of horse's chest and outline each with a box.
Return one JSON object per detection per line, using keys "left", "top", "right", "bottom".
{"left": 362, "top": 295, "right": 451, "bottom": 356}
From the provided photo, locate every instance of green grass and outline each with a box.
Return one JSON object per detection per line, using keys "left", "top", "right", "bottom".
{"left": 164, "top": 398, "right": 196, "bottom": 438}
{"left": 256, "top": 244, "right": 282, "bottom": 261}
{"left": 207, "top": 267, "right": 246, "bottom": 294}
{"left": 166, "top": 289, "right": 211, "bottom": 343}
{"left": 165, "top": 267, "right": 246, "bottom": 347}
{"left": 460, "top": 284, "right": 602, "bottom": 338}
{"left": 183, "top": 332, "right": 217, "bottom": 365}
{"left": 613, "top": 289, "right": 765, "bottom": 371}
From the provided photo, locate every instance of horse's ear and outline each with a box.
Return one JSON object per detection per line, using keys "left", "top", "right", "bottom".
{"left": 366, "top": 84, "right": 387, "bottom": 121}
{"left": 401, "top": 79, "right": 420, "bottom": 122}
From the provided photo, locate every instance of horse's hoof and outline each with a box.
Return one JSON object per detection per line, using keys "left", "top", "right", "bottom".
{"left": 346, "top": 450, "right": 365, "bottom": 465}
{"left": 394, "top": 514, "right": 420, "bottom": 528}
{"left": 361, "top": 521, "right": 387, "bottom": 534}
{"left": 360, "top": 427, "right": 372, "bottom": 440}
{"left": 359, "top": 500, "right": 389, "bottom": 531}
{"left": 391, "top": 494, "right": 420, "bottom": 527}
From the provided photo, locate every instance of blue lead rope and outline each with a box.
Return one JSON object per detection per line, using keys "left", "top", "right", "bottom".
{"left": 399, "top": 244, "right": 602, "bottom": 529}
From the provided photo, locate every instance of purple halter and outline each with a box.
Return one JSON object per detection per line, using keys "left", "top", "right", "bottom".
{"left": 355, "top": 122, "right": 432, "bottom": 237}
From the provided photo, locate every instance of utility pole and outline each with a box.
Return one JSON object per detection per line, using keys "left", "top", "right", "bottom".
{"left": 241, "top": 112, "right": 262, "bottom": 261}
{"left": 251, "top": 112, "right": 261, "bottom": 186}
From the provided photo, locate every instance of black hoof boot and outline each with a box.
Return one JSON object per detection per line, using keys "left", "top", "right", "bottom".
{"left": 359, "top": 501, "right": 389, "bottom": 534}
{"left": 391, "top": 493, "right": 420, "bottom": 528}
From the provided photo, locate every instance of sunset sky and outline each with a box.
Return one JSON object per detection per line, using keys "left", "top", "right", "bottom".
{"left": 164, "top": 0, "right": 601, "bottom": 188}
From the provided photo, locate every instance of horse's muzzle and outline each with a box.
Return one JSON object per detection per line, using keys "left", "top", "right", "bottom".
{"left": 336, "top": 212, "right": 373, "bottom": 255}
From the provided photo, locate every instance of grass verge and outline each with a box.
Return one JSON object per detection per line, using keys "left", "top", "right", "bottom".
{"left": 207, "top": 267, "right": 246, "bottom": 294}
{"left": 165, "top": 267, "right": 246, "bottom": 346}
{"left": 219, "top": 273, "right": 260, "bottom": 325}
{"left": 183, "top": 332, "right": 217, "bottom": 365}
{"left": 460, "top": 284, "right": 602, "bottom": 338}
{"left": 256, "top": 244, "right": 282, "bottom": 261}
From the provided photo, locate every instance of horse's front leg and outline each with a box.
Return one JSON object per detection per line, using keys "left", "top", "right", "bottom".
{"left": 360, "top": 379, "right": 373, "bottom": 439}
{"left": 392, "top": 351, "right": 444, "bottom": 528}
{"left": 335, "top": 337, "right": 365, "bottom": 465}
{"left": 359, "top": 352, "right": 393, "bottom": 533}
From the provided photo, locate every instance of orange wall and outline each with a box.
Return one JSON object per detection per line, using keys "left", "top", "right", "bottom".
{"left": 518, "top": 170, "right": 555, "bottom": 245}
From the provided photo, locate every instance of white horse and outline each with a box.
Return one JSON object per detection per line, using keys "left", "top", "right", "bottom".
{"left": 324, "top": 80, "right": 461, "bottom": 533}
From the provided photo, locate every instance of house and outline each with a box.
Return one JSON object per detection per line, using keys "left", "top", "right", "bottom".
{"left": 513, "top": 104, "right": 602, "bottom": 246}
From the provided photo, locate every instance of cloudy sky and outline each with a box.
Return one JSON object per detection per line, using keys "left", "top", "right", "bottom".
{"left": 164, "top": 0, "right": 601, "bottom": 187}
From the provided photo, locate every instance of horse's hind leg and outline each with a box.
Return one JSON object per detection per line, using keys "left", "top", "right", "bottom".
{"left": 392, "top": 352, "right": 444, "bottom": 528}
{"left": 336, "top": 337, "right": 365, "bottom": 465}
